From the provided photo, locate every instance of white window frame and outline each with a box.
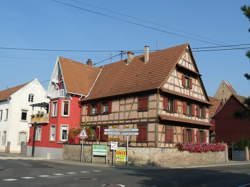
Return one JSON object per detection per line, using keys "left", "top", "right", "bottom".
{"left": 21, "top": 110, "right": 28, "bottom": 121}
{"left": 51, "top": 101, "right": 58, "bottom": 117}
{"left": 50, "top": 125, "right": 56, "bottom": 141}
{"left": 35, "top": 126, "right": 42, "bottom": 141}
{"left": 61, "top": 100, "right": 70, "bottom": 117}
{"left": 60, "top": 124, "right": 69, "bottom": 141}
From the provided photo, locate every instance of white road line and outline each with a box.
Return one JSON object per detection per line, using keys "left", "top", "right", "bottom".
{"left": 67, "top": 172, "right": 76, "bottom": 175}
{"left": 93, "top": 170, "right": 101, "bottom": 173}
{"left": 238, "top": 183, "right": 250, "bottom": 187}
{"left": 53, "top": 173, "right": 64, "bottom": 176}
{"left": 80, "top": 171, "right": 89, "bottom": 174}
{"left": 38, "top": 175, "right": 50, "bottom": 178}
{"left": 20, "top": 177, "right": 35, "bottom": 180}
{"left": 3, "top": 178, "right": 18, "bottom": 182}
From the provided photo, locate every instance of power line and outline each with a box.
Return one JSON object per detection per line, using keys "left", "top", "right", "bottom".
{"left": 193, "top": 46, "right": 250, "bottom": 52}
{"left": 70, "top": 0, "right": 226, "bottom": 45}
{"left": 50, "top": 0, "right": 221, "bottom": 45}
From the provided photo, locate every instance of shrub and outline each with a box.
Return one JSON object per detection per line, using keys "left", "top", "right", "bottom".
{"left": 176, "top": 143, "right": 226, "bottom": 153}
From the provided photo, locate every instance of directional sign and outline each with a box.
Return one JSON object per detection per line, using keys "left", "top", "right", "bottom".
{"left": 104, "top": 128, "right": 138, "bottom": 136}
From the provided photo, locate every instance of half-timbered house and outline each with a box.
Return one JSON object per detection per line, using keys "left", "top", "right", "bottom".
{"left": 81, "top": 44, "right": 211, "bottom": 147}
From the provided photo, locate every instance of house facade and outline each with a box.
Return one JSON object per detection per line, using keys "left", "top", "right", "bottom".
{"left": 27, "top": 57, "right": 99, "bottom": 159}
{"left": 81, "top": 44, "right": 211, "bottom": 147}
{"left": 0, "top": 79, "right": 47, "bottom": 153}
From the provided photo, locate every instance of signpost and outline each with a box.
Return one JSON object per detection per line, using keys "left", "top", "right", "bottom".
{"left": 104, "top": 128, "right": 138, "bottom": 165}
{"left": 110, "top": 141, "right": 118, "bottom": 165}
{"left": 79, "top": 129, "right": 87, "bottom": 163}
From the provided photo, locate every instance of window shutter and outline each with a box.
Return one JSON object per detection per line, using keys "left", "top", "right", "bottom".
{"left": 189, "top": 78, "right": 193, "bottom": 89}
{"left": 100, "top": 126, "right": 108, "bottom": 141}
{"left": 174, "top": 100, "right": 178, "bottom": 113}
{"left": 182, "top": 74, "right": 185, "bottom": 87}
{"left": 137, "top": 125, "right": 147, "bottom": 142}
{"left": 192, "top": 129, "right": 195, "bottom": 143}
{"left": 138, "top": 96, "right": 148, "bottom": 111}
{"left": 183, "top": 128, "right": 187, "bottom": 143}
{"left": 87, "top": 104, "right": 91, "bottom": 116}
{"left": 183, "top": 102, "right": 187, "bottom": 114}
{"left": 191, "top": 104, "right": 196, "bottom": 116}
{"left": 95, "top": 127, "right": 100, "bottom": 141}
{"left": 97, "top": 103, "right": 101, "bottom": 114}
{"left": 163, "top": 97, "right": 168, "bottom": 111}
{"left": 196, "top": 130, "right": 200, "bottom": 143}
{"left": 165, "top": 126, "right": 174, "bottom": 143}
{"left": 108, "top": 101, "right": 112, "bottom": 113}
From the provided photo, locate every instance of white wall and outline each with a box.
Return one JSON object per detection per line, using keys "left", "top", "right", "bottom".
{"left": 0, "top": 79, "right": 48, "bottom": 153}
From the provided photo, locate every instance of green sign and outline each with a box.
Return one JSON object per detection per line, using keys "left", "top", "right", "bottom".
{"left": 92, "top": 145, "right": 107, "bottom": 156}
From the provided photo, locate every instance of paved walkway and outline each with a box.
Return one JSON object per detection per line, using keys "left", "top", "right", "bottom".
{"left": 0, "top": 152, "right": 250, "bottom": 169}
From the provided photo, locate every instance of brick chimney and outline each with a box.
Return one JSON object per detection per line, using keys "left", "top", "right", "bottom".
{"left": 86, "top": 59, "right": 93, "bottom": 66}
{"left": 126, "top": 51, "right": 134, "bottom": 65}
{"left": 144, "top": 45, "right": 149, "bottom": 64}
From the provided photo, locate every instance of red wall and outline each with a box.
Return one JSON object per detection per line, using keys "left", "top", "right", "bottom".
{"left": 28, "top": 96, "right": 81, "bottom": 148}
{"left": 214, "top": 96, "right": 250, "bottom": 144}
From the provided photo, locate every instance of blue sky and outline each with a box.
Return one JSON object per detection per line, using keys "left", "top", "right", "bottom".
{"left": 0, "top": 0, "right": 249, "bottom": 96}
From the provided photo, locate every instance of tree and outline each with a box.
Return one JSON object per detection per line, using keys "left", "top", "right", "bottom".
{"left": 235, "top": 5, "right": 250, "bottom": 119}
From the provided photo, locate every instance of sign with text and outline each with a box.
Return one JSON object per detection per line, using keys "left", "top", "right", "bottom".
{"left": 104, "top": 128, "right": 139, "bottom": 136}
{"left": 115, "top": 147, "right": 127, "bottom": 162}
{"left": 92, "top": 145, "right": 107, "bottom": 156}
{"left": 110, "top": 141, "right": 118, "bottom": 150}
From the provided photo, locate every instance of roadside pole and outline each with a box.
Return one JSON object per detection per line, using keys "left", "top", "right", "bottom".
{"left": 80, "top": 139, "right": 84, "bottom": 162}
{"left": 126, "top": 135, "right": 129, "bottom": 165}
{"left": 79, "top": 129, "right": 87, "bottom": 163}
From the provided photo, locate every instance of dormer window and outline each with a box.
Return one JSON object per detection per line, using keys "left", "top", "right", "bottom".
{"left": 28, "top": 94, "right": 34, "bottom": 102}
{"left": 182, "top": 74, "right": 192, "bottom": 89}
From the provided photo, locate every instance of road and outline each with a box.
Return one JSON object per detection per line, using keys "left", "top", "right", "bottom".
{"left": 0, "top": 159, "right": 249, "bottom": 187}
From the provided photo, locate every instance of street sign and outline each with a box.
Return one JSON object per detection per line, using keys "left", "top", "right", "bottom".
{"left": 115, "top": 147, "right": 127, "bottom": 162}
{"left": 110, "top": 141, "right": 118, "bottom": 150}
{"left": 104, "top": 128, "right": 138, "bottom": 136}
{"left": 79, "top": 129, "right": 87, "bottom": 139}
{"left": 92, "top": 145, "right": 107, "bottom": 156}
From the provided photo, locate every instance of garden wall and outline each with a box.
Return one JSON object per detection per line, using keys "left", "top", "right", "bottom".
{"left": 63, "top": 144, "right": 228, "bottom": 167}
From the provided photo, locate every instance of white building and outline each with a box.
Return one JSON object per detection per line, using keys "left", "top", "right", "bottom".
{"left": 0, "top": 79, "right": 47, "bottom": 153}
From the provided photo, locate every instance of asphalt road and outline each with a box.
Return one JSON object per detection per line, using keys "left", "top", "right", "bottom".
{"left": 0, "top": 159, "right": 249, "bottom": 187}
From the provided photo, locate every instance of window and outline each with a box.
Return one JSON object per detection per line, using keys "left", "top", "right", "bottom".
{"left": 177, "top": 102, "right": 183, "bottom": 114}
{"left": 165, "top": 126, "right": 174, "bottom": 143}
{"left": 183, "top": 128, "right": 193, "bottom": 143}
{"left": 0, "top": 110, "right": 2, "bottom": 121}
{"left": 60, "top": 125, "right": 69, "bottom": 141}
{"left": 51, "top": 101, "right": 58, "bottom": 117}
{"left": 138, "top": 96, "right": 148, "bottom": 111}
{"left": 199, "top": 130, "right": 206, "bottom": 143}
{"left": 101, "top": 102, "right": 109, "bottom": 114}
{"left": 182, "top": 75, "right": 192, "bottom": 89}
{"left": 50, "top": 125, "right": 56, "bottom": 141}
{"left": 18, "top": 132, "right": 27, "bottom": 145}
{"left": 137, "top": 124, "right": 147, "bottom": 142}
{"left": 35, "top": 126, "right": 42, "bottom": 141}
{"left": 201, "top": 107, "right": 206, "bottom": 119}
{"left": 186, "top": 103, "right": 192, "bottom": 116}
{"left": 5, "top": 109, "right": 8, "bottom": 121}
{"left": 168, "top": 99, "right": 174, "bottom": 112}
{"left": 21, "top": 110, "right": 28, "bottom": 121}
{"left": 2, "top": 131, "right": 6, "bottom": 145}
{"left": 28, "top": 94, "right": 34, "bottom": 102}
{"left": 62, "top": 100, "right": 70, "bottom": 116}
{"left": 90, "top": 104, "right": 97, "bottom": 115}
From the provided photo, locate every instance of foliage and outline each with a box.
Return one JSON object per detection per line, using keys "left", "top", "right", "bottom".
{"left": 68, "top": 127, "right": 81, "bottom": 144}
{"left": 233, "top": 137, "right": 250, "bottom": 150}
{"left": 176, "top": 143, "right": 226, "bottom": 153}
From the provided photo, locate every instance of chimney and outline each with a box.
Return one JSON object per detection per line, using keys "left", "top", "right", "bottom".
{"left": 86, "top": 59, "right": 93, "bottom": 66}
{"left": 126, "top": 51, "right": 134, "bottom": 65}
{"left": 144, "top": 45, "right": 149, "bottom": 64}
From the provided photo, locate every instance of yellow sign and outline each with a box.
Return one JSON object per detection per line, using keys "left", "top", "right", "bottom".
{"left": 115, "top": 147, "right": 127, "bottom": 162}
{"left": 108, "top": 137, "right": 120, "bottom": 141}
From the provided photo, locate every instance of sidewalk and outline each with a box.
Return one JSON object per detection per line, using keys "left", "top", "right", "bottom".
{"left": 0, "top": 152, "right": 250, "bottom": 169}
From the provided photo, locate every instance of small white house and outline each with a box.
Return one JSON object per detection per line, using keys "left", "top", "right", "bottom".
{"left": 0, "top": 79, "right": 47, "bottom": 153}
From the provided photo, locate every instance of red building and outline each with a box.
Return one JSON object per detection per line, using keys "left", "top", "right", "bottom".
{"left": 27, "top": 57, "right": 98, "bottom": 159}
{"left": 210, "top": 94, "right": 250, "bottom": 144}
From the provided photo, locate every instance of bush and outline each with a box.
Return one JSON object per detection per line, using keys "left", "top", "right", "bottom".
{"left": 176, "top": 143, "right": 226, "bottom": 153}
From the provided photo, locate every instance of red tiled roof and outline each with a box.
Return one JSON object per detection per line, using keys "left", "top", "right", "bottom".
{"left": 59, "top": 57, "right": 100, "bottom": 96}
{"left": 84, "top": 44, "right": 189, "bottom": 100}
{"left": 0, "top": 83, "right": 27, "bottom": 101}
{"left": 208, "top": 96, "right": 223, "bottom": 118}
{"left": 159, "top": 114, "right": 211, "bottom": 126}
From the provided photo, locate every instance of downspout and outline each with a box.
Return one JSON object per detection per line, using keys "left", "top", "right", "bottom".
{"left": 155, "top": 88, "right": 160, "bottom": 147}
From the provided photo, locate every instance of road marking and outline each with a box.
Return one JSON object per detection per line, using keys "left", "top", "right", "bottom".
{"left": 3, "top": 178, "right": 18, "bottom": 182}
{"left": 53, "top": 173, "right": 64, "bottom": 176}
{"left": 38, "top": 175, "right": 50, "bottom": 178}
{"left": 80, "top": 171, "right": 89, "bottom": 174}
{"left": 67, "top": 172, "right": 76, "bottom": 175}
{"left": 101, "top": 184, "right": 125, "bottom": 187}
{"left": 20, "top": 177, "right": 35, "bottom": 180}
{"left": 238, "top": 183, "right": 250, "bottom": 187}
{"left": 93, "top": 170, "right": 101, "bottom": 173}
